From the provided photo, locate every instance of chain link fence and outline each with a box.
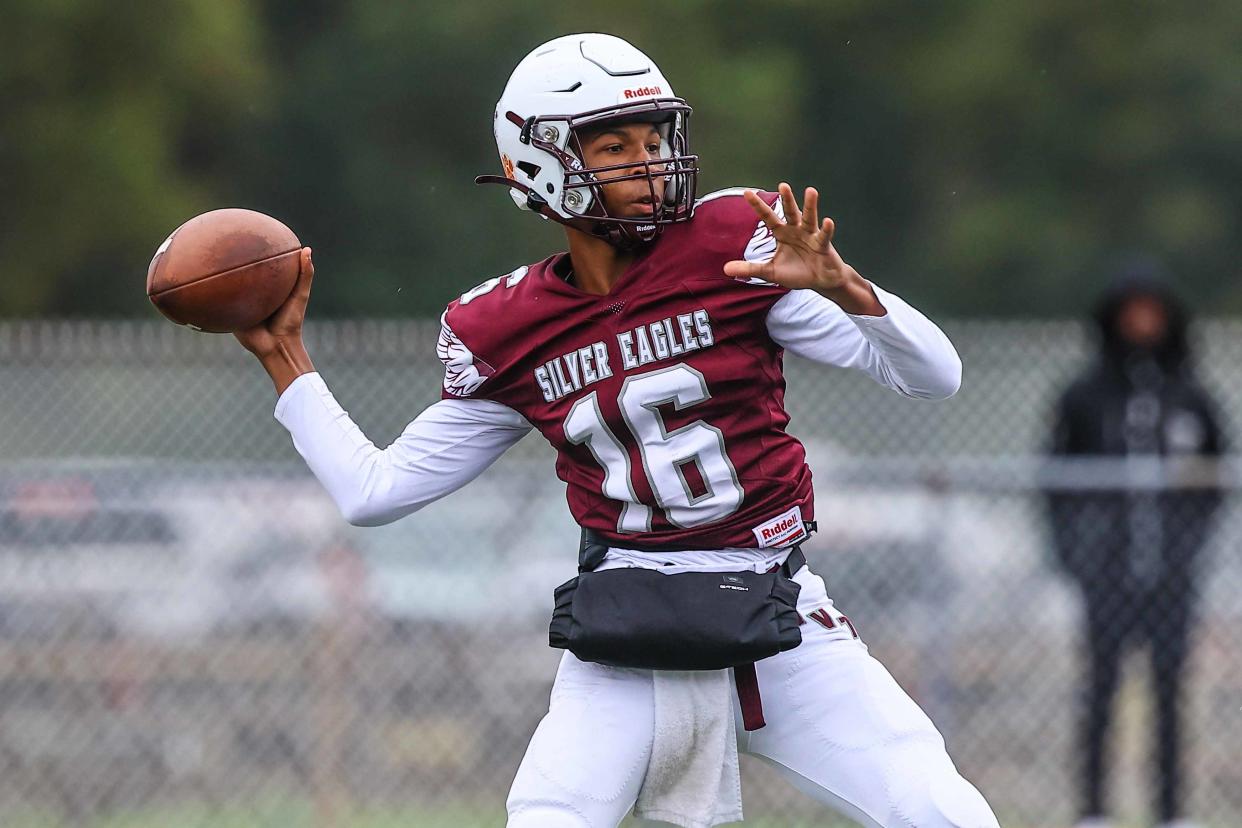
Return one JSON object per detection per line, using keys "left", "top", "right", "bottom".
{"left": 0, "top": 318, "right": 1239, "bottom": 828}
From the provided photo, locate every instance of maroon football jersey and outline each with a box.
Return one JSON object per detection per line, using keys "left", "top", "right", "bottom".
{"left": 438, "top": 190, "right": 814, "bottom": 550}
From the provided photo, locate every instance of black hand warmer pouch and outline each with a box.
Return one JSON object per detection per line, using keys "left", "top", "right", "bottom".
{"left": 548, "top": 533, "right": 803, "bottom": 671}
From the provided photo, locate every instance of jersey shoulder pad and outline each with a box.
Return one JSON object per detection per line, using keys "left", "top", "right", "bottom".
{"left": 437, "top": 264, "right": 536, "bottom": 398}
{"left": 694, "top": 186, "right": 781, "bottom": 225}
{"left": 689, "top": 187, "right": 786, "bottom": 290}
{"left": 692, "top": 188, "right": 783, "bottom": 263}
{"left": 437, "top": 308, "right": 495, "bottom": 399}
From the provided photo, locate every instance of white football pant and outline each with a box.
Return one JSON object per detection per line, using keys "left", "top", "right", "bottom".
{"left": 506, "top": 566, "right": 1000, "bottom": 828}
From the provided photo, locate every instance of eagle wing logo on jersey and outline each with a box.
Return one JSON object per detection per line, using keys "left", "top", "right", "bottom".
{"left": 437, "top": 315, "right": 495, "bottom": 397}
{"left": 739, "top": 194, "right": 784, "bottom": 287}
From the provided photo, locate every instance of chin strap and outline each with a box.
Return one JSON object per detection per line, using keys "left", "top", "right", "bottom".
{"left": 474, "top": 175, "right": 644, "bottom": 249}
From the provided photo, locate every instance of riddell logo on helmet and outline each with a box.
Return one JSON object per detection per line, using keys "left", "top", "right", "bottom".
{"left": 623, "top": 85, "right": 663, "bottom": 99}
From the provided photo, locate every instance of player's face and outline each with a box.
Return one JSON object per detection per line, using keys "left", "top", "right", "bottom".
{"left": 574, "top": 122, "right": 666, "bottom": 219}
{"left": 1116, "top": 294, "right": 1169, "bottom": 349}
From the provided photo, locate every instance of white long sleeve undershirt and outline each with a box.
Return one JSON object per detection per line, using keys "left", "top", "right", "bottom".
{"left": 765, "top": 284, "right": 961, "bottom": 400}
{"left": 274, "top": 283, "right": 961, "bottom": 526}
{"left": 275, "top": 379, "right": 532, "bottom": 526}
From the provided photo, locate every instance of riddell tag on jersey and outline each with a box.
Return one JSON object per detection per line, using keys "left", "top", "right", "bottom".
{"left": 751, "top": 506, "right": 807, "bottom": 548}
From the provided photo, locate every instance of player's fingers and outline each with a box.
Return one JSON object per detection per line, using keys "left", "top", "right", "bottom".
{"left": 743, "top": 190, "right": 784, "bottom": 231}
{"left": 293, "top": 247, "right": 315, "bottom": 299}
{"left": 722, "top": 259, "right": 770, "bottom": 281}
{"left": 821, "top": 217, "right": 835, "bottom": 244}
{"left": 802, "top": 187, "right": 819, "bottom": 232}
{"left": 778, "top": 182, "right": 802, "bottom": 227}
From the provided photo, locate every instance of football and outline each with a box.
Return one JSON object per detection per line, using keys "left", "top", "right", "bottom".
{"left": 146, "top": 208, "right": 302, "bottom": 332}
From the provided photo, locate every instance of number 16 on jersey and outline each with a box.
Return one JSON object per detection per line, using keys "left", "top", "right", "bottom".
{"left": 563, "top": 364, "right": 744, "bottom": 532}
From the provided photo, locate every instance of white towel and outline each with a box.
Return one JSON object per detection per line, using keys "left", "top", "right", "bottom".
{"left": 633, "top": 668, "right": 743, "bottom": 828}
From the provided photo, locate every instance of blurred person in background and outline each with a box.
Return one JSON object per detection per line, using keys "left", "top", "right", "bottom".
{"left": 1047, "top": 261, "right": 1226, "bottom": 828}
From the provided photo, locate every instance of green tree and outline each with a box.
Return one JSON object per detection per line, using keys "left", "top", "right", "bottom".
{"left": 3, "top": 0, "right": 1239, "bottom": 319}
{"left": 894, "top": 0, "right": 1242, "bottom": 314}
{"left": 0, "top": 0, "right": 269, "bottom": 316}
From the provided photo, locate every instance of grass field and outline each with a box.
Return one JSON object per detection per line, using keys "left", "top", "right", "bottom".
{"left": 4, "top": 799, "right": 1201, "bottom": 828}
{"left": 5, "top": 801, "right": 865, "bottom": 828}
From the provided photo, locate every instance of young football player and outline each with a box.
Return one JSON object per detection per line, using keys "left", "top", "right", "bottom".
{"left": 237, "top": 33, "right": 1000, "bottom": 828}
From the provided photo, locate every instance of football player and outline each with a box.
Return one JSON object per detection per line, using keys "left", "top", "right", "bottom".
{"left": 236, "top": 33, "right": 1000, "bottom": 828}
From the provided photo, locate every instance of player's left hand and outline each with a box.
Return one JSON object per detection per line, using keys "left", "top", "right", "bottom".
{"left": 723, "top": 184, "right": 886, "bottom": 315}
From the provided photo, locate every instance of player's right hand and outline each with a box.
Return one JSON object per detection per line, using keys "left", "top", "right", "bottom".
{"left": 234, "top": 247, "right": 314, "bottom": 358}
{"left": 723, "top": 185, "right": 885, "bottom": 316}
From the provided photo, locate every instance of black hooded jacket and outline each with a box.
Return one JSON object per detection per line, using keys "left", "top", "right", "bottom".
{"left": 1047, "top": 276, "right": 1225, "bottom": 588}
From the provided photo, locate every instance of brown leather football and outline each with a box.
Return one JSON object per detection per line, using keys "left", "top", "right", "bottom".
{"left": 146, "top": 209, "right": 301, "bottom": 333}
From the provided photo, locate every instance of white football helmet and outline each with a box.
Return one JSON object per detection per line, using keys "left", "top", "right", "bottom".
{"left": 476, "top": 33, "right": 698, "bottom": 247}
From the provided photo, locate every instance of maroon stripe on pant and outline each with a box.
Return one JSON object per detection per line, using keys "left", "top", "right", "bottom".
{"left": 734, "top": 662, "right": 766, "bottom": 731}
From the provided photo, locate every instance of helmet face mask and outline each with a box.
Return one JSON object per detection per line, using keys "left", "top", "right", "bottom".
{"left": 477, "top": 34, "right": 700, "bottom": 248}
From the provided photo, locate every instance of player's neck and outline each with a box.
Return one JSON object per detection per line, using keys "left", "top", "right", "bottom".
{"left": 564, "top": 228, "right": 636, "bottom": 295}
